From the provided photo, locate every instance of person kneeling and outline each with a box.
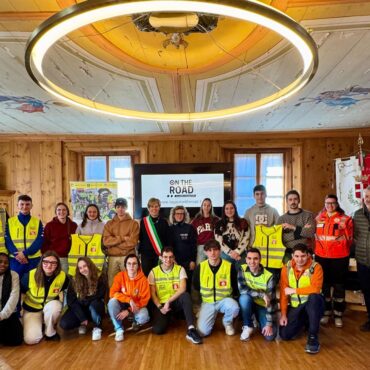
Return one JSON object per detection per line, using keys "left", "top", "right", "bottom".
{"left": 279, "top": 244, "right": 324, "bottom": 354}
{"left": 193, "top": 240, "right": 239, "bottom": 337}
{"left": 108, "top": 254, "right": 150, "bottom": 342}
{"left": 238, "top": 248, "right": 277, "bottom": 341}
{"left": 149, "top": 247, "right": 202, "bottom": 344}
{"left": 22, "top": 251, "right": 68, "bottom": 344}
{"left": 60, "top": 257, "right": 106, "bottom": 341}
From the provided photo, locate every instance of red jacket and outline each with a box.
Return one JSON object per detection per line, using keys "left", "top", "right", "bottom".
{"left": 314, "top": 210, "right": 353, "bottom": 258}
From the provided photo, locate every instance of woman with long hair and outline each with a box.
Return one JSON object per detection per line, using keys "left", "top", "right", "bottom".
{"left": 69, "top": 204, "right": 106, "bottom": 276}
{"left": 76, "top": 204, "right": 105, "bottom": 235}
{"left": 314, "top": 194, "right": 353, "bottom": 328}
{"left": 214, "top": 200, "right": 250, "bottom": 266}
{"left": 42, "top": 202, "right": 77, "bottom": 273}
{"left": 22, "top": 251, "right": 68, "bottom": 344}
{"left": 0, "top": 253, "right": 23, "bottom": 346}
{"left": 60, "top": 257, "right": 106, "bottom": 341}
{"left": 191, "top": 198, "right": 220, "bottom": 264}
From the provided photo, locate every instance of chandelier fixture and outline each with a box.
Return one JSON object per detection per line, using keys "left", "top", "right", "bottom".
{"left": 25, "top": 0, "right": 318, "bottom": 122}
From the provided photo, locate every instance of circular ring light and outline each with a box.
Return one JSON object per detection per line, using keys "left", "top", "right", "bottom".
{"left": 25, "top": 0, "right": 318, "bottom": 122}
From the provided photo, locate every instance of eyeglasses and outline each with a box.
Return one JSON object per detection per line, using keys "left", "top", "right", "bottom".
{"left": 325, "top": 202, "right": 337, "bottom": 206}
{"left": 42, "top": 260, "right": 58, "bottom": 266}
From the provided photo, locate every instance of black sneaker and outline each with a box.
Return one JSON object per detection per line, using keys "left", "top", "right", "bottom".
{"left": 360, "top": 321, "right": 370, "bottom": 332}
{"left": 305, "top": 335, "right": 320, "bottom": 354}
{"left": 186, "top": 328, "right": 203, "bottom": 344}
{"left": 45, "top": 333, "right": 61, "bottom": 342}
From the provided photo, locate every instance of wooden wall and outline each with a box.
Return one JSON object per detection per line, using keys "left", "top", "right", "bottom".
{"left": 0, "top": 129, "right": 367, "bottom": 222}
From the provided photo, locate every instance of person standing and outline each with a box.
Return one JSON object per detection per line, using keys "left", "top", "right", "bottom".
{"left": 138, "top": 198, "right": 170, "bottom": 276}
{"left": 5, "top": 195, "right": 43, "bottom": 281}
{"left": 314, "top": 194, "right": 353, "bottom": 328}
{"left": 353, "top": 186, "right": 370, "bottom": 331}
{"left": 214, "top": 200, "right": 249, "bottom": 267}
{"left": 277, "top": 190, "right": 315, "bottom": 262}
{"left": 191, "top": 198, "right": 220, "bottom": 264}
{"left": 76, "top": 204, "right": 105, "bottom": 236}
{"left": 169, "top": 205, "right": 197, "bottom": 293}
{"left": 244, "top": 185, "right": 279, "bottom": 246}
{"left": 103, "top": 198, "right": 140, "bottom": 286}
{"left": 42, "top": 202, "right": 77, "bottom": 273}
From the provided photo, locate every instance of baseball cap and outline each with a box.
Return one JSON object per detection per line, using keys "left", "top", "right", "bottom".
{"left": 115, "top": 198, "right": 128, "bottom": 208}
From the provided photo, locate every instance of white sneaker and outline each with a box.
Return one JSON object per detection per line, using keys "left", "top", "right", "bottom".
{"left": 224, "top": 324, "right": 235, "bottom": 336}
{"left": 92, "top": 327, "right": 102, "bottom": 341}
{"left": 320, "top": 316, "right": 329, "bottom": 325}
{"left": 240, "top": 326, "right": 254, "bottom": 341}
{"left": 334, "top": 317, "right": 343, "bottom": 328}
{"left": 78, "top": 325, "right": 87, "bottom": 335}
{"left": 115, "top": 329, "right": 124, "bottom": 342}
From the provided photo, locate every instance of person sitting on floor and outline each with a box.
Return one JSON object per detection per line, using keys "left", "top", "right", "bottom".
{"left": 107, "top": 254, "right": 150, "bottom": 342}
{"left": 60, "top": 256, "right": 106, "bottom": 341}
{"left": 279, "top": 244, "right": 324, "bottom": 354}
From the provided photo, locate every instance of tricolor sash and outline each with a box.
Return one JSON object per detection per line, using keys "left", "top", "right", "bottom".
{"left": 143, "top": 216, "right": 163, "bottom": 256}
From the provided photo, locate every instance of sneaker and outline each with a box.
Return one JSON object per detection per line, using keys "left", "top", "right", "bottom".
{"left": 92, "top": 327, "right": 102, "bottom": 341}
{"left": 305, "top": 335, "right": 320, "bottom": 354}
{"left": 186, "top": 328, "right": 203, "bottom": 344}
{"left": 78, "top": 325, "right": 87, "bottom": 335}
{"left": 334, "top": 317, "right": 343, "bottom": 328}
{"left": 45, "top": 333, "right": 61, "bottom": 342}
{"left": 115, "top": 329, "right": 124, "bottom": 342}
{"left": 224, "top": 324, "right": 235, "bottom": 336}
{"left": 360, "top": 321, "right": 370, "bottom": 332}
{"left": 131, "top": 321, "right": 141, "bottom": 332}
{"left": 320, "top": 316, "right": 330, "bottom": 325}
{"left": 240, "top": 326, "right": 254, "bottom": 341}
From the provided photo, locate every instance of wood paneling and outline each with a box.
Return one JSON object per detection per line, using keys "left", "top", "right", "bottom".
{"left": 1, "top": 132, "right": 369, "bottom": 222}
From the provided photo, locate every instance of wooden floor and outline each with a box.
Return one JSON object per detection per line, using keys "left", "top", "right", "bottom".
{"left": 1, "top": 310, "right": 370, "bottom": 370}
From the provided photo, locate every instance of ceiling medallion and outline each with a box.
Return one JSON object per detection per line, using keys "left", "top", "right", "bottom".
{"left": 25, "top": 0, "right": 318, "bottom": 122}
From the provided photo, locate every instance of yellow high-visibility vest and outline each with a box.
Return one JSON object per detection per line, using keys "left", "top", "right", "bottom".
{"left": 0, "top": 208, "right": 6, "bottom": 254}
{"left": 241, "top": 264, "right": 273, "bottom": 307}
{"left": 24, "top": 269, "right": 66, "bottom": 310}
{"left": 200, "top": 259, "right": 232, "bottom": 303}
{"left": 287, "top": 261, "right": 318, "bottom": 307}
{"left": 253, "top": 225, "right": 285, "bottom": 268}
{"left": 68, "top": 234, "right": 105, "bottom": 276}
{"left": 8, "top": 216, "right": 41, "bottom": 259}
{"left": 152, "top": 264, "right": 182, "bottom": 304}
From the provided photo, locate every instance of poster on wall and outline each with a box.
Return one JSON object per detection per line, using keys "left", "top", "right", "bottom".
{"left": 70, "top": 182, "right": 117, "bottom": 223}
{"left": 335, "top": 156, "right": 362, "bottom": 215}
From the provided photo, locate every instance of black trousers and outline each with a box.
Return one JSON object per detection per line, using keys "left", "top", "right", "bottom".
{"left": 152, "top": 292, "right": 195, "bottom": 335}
{"left": 357, "top": 262, "right": 370, "bottom": 320}
{"left": 0, "top": 313, "right": 23, "bottom": 346}
{"left": 141, "top": 256, "right": 159, "bottom": 277}
{"left": 279, "top": 294, "right": 324, "bottom": 339}
{"left": 314, "top": 255, "right": 349, "bottom": 315}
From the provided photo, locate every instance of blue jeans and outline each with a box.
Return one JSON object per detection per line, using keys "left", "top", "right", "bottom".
{"left": 239, "top": 294, "right": 276, "bottom": 341}
{"left": 197, "top": 297, "right": 239, "bottom": 337}
{"left": 107, "top": 298, "right": 149, "bottom": 332}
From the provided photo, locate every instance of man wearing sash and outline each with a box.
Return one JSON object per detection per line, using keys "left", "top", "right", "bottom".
{"left": 279, "top": 244, "right": 324, "bottom": 354}
{"left": 138, "top": 198, "right": 170, "bottom": 276}
{"left": 148, "top": 247, "right": 202, "bottom": 344}
{"left": 5, "top": 195, "right": 43, "bottom": 281}
{"left": 103, "top": 198, "right": 140, "bottom": 286}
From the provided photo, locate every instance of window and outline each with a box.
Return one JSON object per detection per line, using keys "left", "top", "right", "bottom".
{"left": 84, "top": 155, "right": 133, "bottom": 215}
{"left": 234, "top": 152, "right": 285, "bottom": 215}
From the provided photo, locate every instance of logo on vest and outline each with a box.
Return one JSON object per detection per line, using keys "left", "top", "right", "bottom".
{"left": 91, "top": 247, "right": 96, "bottom": 252}
{"left": 29, "top": 228, "right": 37, "bottom": 236}
{"left": 53, "top": 288, "right": 60, "bottom": 293}
{"left": 271, "top": 239, "right": 277, "bottom": 245}
{"left": 173, "top": 283, "right": 179, "bottom": 290}
{"left": 219, "top": 280, "right": 227, "bottom": 287}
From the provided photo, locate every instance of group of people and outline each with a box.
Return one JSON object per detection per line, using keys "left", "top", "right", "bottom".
{"left": 0, "top": 183, "right": 369, "bottom": 356}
